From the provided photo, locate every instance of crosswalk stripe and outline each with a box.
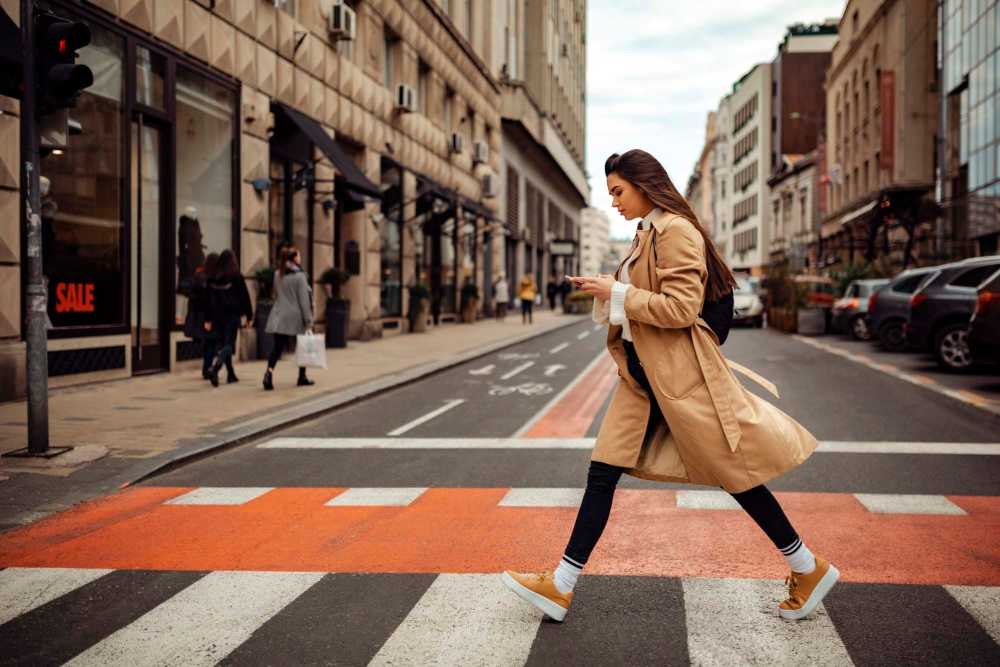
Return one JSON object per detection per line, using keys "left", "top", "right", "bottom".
{"left": 499, "top": 488, "right": 585, "bottom": 507}
{"left": 944, "top": 585, "right": 1000, "bottom": 645}
{"left": 325, "top": 487, "right": 428, "bottom": 506}
{"left": 369, "top": 574, "right": 542, "bottom": 666}
{"left": 63, "top": 571, "right": 324, "bottom": 667}
{"left": 676, "top": 490, "right": 742, "bottom": 510}
{"left": 165, "top": 487, "right": 273, "bottom": 505}
{"left": 256, "top": 437, "right": 1000, "bottom": 455}
{"left": 682, "top": 577, "right": 853, "bottom": 665}
{"left": 0, "top": 567, "right": 111, "bottom": 626}
{"left": 853, "top": 493, "right": 967, "bottom": 515}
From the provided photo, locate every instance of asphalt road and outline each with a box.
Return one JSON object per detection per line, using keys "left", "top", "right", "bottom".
{"left": 1, "top": 319, "right": 998, "bottom": 666}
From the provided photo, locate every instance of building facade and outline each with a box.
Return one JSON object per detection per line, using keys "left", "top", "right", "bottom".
{"left": 709, "top": 94, "right": 733, "bottom": 259}
{"left": 684, "top": 111, "right": 718, "bottom": 238}
{"left": 768, "top": 154, "right": 819, "bottom": 271}
{"left": 579, "top": 206, "right": 609, "bottom": 276}
{"left": 938, "top": 0, "right": 1000, "bottom": 256}
{"left": 0, "top": 0, "right": 586, "bottom": 400}
{"left": 820, "top": 0, "right": 940, "bottom": 272}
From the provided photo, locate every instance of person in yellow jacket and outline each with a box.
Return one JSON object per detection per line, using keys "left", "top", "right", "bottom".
{"left": 518, "top": 275, "right": 537, "bottom": 324}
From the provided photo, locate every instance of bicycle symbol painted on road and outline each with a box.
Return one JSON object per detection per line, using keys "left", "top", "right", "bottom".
{"left": 488, "top": 382, "right": 554, "bottom": 397}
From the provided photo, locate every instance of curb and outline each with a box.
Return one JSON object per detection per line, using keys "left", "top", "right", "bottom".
{"left": 120, "top": 315, "right": 590, "bottom": 487}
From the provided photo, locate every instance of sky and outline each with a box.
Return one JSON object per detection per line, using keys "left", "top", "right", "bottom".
{"left": 586, "top": 0, "right": 847, "bottom": 239}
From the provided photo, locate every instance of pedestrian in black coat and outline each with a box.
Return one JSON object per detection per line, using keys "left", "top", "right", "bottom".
{"left": 205, "top": 250, "right": 253, "bottom": 386}
{"left": 183, "top": 252, "right": 219, "bottom": 379}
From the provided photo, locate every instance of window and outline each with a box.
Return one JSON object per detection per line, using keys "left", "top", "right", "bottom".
{"left": 950, "top": 264, "right": 999, "bottom": 287}
{"left": 383, "top": 29, "right": 397, "bottom": 88}
{"left": 444, "top": 88, "right": 454, "bottom": 130}
{"left": 418, "top": 60, "right": 430, "bottom": 113}
{"left": 893, "top": 274, "right": 926, "bottom": 293}
{"left": 465, "top": 0, "right": 473, "bottom": 40}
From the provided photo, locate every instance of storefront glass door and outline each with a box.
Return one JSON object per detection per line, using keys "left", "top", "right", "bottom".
{"left": 130, "top": 117, "right": 167, "bottom": 372}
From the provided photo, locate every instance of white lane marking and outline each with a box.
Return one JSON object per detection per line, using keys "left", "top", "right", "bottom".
{"left": 543, "top": 364, "right": 566, "bottom": 377}
{"left": 793, "top": 335, "right": 1000, "bottom": 417}
{"left": 259, "top": 437, "right": 594, "bottom": 449}
{"left": 65, "top": 570, "right": 323, "bottom": 667}
{"left": 165, "top": 487, "right": 273, "bottom": 506}
{"left": 257, "top": 438, "right": 1000, "bottom": 455}
{"left": 500, "top": 361, "right": 534, "bottom": 380}
{"left": 0, "top": 567, "right": 112, "bottom": 626}
{"left": 592, "top": 324, "right": 603, "bottom": 331}
{"left": 576, "top": 330, "right": 591, "bottom": 340}
{"left": 853, "top": 493, "right": 967, "bottom": 515}
{"left": 549, "top": 342, "right": 570, "bottom": 354}
{"left": 676, "top": 490, "right": 742, "bottom": 510}
{"left": 387, "top": 399, "right": 465, "bottom": 436}
{"left": 326, "top": 487, "right": 428, "bottom": 507}
{"left": 818, "top": 441, "right": 1000, "bottom": 455}
{"left": 945, "top": 586, "right": 1000, "bottom": 645}
{"left": 498, "top": 488, "right": 585, "bottom": 507}
{"left": 369, "top": 574, "right": 541, "bottom": 666}
{"left": 682, "top": 577, "right": 852, "bottom": 666}
{"left": 513, "top": 352, "right": 607, "bottom": 437}
{"left": 468, "top": 364, "right": 495, "bottom": 376}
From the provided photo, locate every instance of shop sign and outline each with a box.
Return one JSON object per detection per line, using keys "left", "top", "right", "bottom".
{"left": 54, "top": 282, "right": 95, "bottom": 313}
{"left": 549, "top": 240, "right": 576, "bottom": 256}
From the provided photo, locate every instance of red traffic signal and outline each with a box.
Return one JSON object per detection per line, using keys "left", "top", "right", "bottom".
{"left": 35, "top": 12, "right": 93, "bottom": 114}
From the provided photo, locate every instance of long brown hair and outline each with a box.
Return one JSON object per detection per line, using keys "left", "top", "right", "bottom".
{"left": 217, "top": 249, "right": 240, "bottom": 279}
{"left": 278, "top": 245, "right": 301, "bottom": 276}
{"left": 605, "top": 149, "right": 737, "bottom": 301}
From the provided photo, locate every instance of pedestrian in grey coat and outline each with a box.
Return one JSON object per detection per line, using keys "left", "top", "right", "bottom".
{"left": 263, "top": 246, "right": 315, "bottom": 390}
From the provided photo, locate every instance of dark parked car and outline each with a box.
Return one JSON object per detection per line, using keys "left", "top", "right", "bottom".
{"left": 969, "top": 268, "right": 1000, "bottom": 367}
{"left": 868, "top": 266, "right": 938, "bottom": 351}
{"left": 905, "top": 255, "right": 1000, "bottom": 370}
{"left": 832, "top": 279, "right": 889, "bottom": 340}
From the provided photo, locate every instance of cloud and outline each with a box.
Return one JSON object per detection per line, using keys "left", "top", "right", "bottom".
{"left": 586, "top": 0, "right": 846, "bottom": 240}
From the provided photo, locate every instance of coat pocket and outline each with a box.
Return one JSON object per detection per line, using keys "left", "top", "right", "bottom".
{"left": 648, "top": 331, "right": 704, "bottom": 399}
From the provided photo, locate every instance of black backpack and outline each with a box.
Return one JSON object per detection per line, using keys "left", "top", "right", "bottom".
{"left": 700, "top": 291, "right": 734, "bottom": 345}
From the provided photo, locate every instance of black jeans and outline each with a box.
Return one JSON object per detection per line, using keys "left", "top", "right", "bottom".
{"left": 520, "top": 299, "right": 533, "bottom": 323}
{"left": 215, "top": 320, "right": 240, "bottom": 378}
{"left": 267, "top": 333, "right": 293, "bottom": 369}
{"left": 564, "top": 341, "right": 799, "bottom": 566}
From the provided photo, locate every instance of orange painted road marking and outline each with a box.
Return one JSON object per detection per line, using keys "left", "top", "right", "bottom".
{"left": 523, "top": 355, "right": 618, "bottom": 438}
{"left": 1, "top": 487, "right": 997, "bottom": 586}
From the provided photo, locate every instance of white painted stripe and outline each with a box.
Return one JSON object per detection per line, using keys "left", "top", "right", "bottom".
{"left": 499, "top": 488, "right": 585, "bottom": 507}
{"left": 592, "top": 324, "right": 603, "bottom": 331}
{"left": 682, "top": 577, "right": 852, "bottom": 665}
{"left": 576, "top": 330, "right": 591, "bottom": 339}
{"left": 259, "top": 437, "right": 595, "bottom": 449}
{"left": 818, "top": 441, "right": 1000, "bottom": 455}
{"left": 513, "top": 352, "right": 607, "bottom": 437}
{"left": 165, "top": 487, "right": 273, "bottom": 506}
{"left": 945, "top": 585, "right": 1000, "bottom": 645}
{"left": 369, "top": 574, "right": 541, "bottom": 666}
{"left": 500, "top": 361, "right": 534, "bottom": 380}
{"left": 326, "top": 487, "right": 428, "bottom": 506}
{"left": 387, "top": 399, "right": 465, "bottom": 436}
{"left": 676, "top": 490, "right": 742, "bottom": 510}
{"left": 549, "top": 342, "right": 570, "bottom": 354}
{"left": 65, "top": 570, "right": 323, "bottom": 667}
{"left": 0, "top": 567, "right": 112, "bottom": 626}
{"left": 853, "top": 493, "right": 967, "bottom": 515}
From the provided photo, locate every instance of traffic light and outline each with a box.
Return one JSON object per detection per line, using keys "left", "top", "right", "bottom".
{"left": 35, "top": 12, "right": 93, "bottom": 115}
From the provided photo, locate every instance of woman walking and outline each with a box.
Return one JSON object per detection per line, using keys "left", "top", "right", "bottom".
{"left": 205, "top": 250, "right": 253, "bottom": 386}
{"left": 518, "top": 274, "right": 537, "bottom": 324}
{"left": 502, "top": 149, "right": 836, "bottom": 623}
{"left": 493, "top": 274, "right": 510, "bottom": 322}
{"left": 263, "top": 245, "right": 315, "bottom": 391}
{"left": 184, "top": 252, "right": 218, "bottom": 380}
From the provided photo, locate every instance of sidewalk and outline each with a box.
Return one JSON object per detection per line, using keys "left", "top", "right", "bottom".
{"left": 0, "top": 310, "right": 584, "bottom": 528}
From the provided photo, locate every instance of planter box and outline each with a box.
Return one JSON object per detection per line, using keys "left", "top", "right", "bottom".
{"left": 796, "top": 308, "right": 826, "bottom": 336}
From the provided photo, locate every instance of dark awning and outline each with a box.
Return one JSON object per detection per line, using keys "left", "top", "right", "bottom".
{"left": 271, "top": 102, "right": 382, "bottom": 199}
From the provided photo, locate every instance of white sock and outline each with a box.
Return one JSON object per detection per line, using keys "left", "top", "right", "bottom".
{"left": 553, "top": 556, "right": 583, "bottom": 594}
{"left": 781, "top": 537, "right": 816, "bottom": 574}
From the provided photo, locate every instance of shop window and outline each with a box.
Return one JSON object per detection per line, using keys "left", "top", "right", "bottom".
{"left": 135, "top": 46, "right": 165, "bottom": 110}
{"left": 380, "top": 160, "right": 403, "bottom": 318}
{"left": 174, "top": 67, "right": 236, "bottom": 324}
{"left": 41, "top": 23, "right": 125, "bottom": 329}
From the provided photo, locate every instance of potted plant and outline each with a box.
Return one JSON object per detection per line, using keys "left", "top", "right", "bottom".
{"left": 318, "top": 267, "right": 351, "bottom": 348}
{"left": 460, "top": 282, "right": 480, "bottom": 323}
{"left": 253, "top": 267, "right": 275, "bottom": 360}
{"left": 408, "top": 283, "right": 431, "bottom": 333}
{"left": 563, "top": 290, "right": 593, "bottom": 314}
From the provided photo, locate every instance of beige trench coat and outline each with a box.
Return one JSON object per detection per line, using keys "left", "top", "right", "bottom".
{"left": 591, "top": 212, "right": 818, "bottom": 493}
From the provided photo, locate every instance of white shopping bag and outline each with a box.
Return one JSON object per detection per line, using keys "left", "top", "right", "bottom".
{"left": 295, "top": 333, "right": 328, "bottom": 370}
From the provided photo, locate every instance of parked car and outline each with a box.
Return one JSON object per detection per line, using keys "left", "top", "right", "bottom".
{"left": 904, "top": 255, "right": 1000, "bottom": 370}
{"left": 968, "top": 267, "right": 1000, "bottom": 367}
{"left": 868, "top": 266, "right": 938, "bottom": 351}
{"left": 832, "top": 278, "right": 889, "bottom": 340}
{"left": 733, "top": 276, "right": 765, "bottom": 328}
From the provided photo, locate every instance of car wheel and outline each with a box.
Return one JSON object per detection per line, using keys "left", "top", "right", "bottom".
{"left": 850, "top": 315, "right": 871, "bottom": 341}
{"left": 877, "top": 321, "right": 906, "bottom": 352}
{"left": 934, "top": 323, "right": 973, "bottom": 371}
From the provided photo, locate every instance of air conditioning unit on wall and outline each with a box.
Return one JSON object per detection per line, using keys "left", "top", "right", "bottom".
{"left": 329, "top": 2, "right": 357, "bottom": 41}
{"left": 396, "top": 84, "right": 416, "bottom": 113}
{"left": 449, "top": 133, "right": 464, "bottom": 154}
{"left": 482, "top": 173, "right": 498, "bottom": 198}
{"left": 472, "top": 140, "right": 488, "bottom": 164}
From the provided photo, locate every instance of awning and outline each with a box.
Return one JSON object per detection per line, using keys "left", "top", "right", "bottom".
{"left": 271, "top": 102, "right": 382, "bottom": 199}
{"left": 839, "top": 199, "right": 878, "bottom": 226}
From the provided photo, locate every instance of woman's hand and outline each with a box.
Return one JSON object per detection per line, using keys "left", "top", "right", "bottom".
{"left": 573, "top": 274, "right": 615, "bottom": 302}
{"left": 204, "top": 321, "right": 212, "bottom": 332}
